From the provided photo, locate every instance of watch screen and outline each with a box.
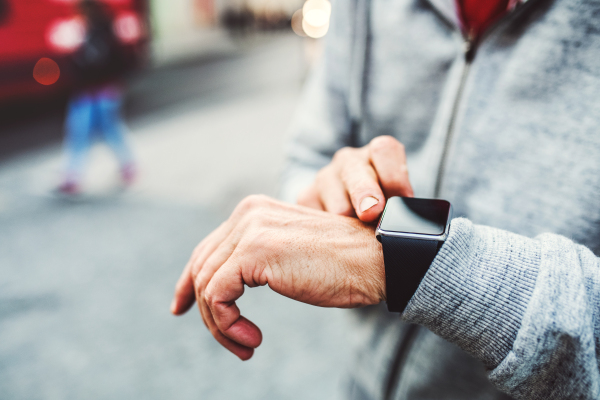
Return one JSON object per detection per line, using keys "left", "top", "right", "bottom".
{"left": 379, "top": 197, "right": 451, "bottom": 235}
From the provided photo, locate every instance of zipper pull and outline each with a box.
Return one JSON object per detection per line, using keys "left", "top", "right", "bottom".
{"left": 463, "top": 33, "right": 477, "bottom": 63}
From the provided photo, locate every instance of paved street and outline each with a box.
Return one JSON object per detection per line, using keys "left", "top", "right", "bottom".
{"left": 0, "top": 35, "right": 355, "bottom": 400}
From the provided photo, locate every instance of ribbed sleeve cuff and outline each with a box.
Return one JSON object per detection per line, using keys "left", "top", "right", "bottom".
{"left": 402, "top": 218, "right": 541, "bottom": 369}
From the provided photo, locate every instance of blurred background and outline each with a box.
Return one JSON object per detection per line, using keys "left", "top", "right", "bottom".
{"left": 0, "top": 0, "right": 355, "bottom": 398}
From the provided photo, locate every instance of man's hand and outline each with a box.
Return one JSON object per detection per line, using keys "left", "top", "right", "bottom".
{"left": 171, "top": 195, "right": 385, "bottom": 361}
{"left": 298, "top": 136, "right": 413, "bottom": 222}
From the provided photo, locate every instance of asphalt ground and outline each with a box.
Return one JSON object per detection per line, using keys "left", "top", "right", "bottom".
{"left": 0, "top": 34, "right": 355, "bottom": 400}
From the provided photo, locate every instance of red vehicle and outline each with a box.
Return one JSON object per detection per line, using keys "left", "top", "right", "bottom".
{"left": 0, "top": 0, "right": 148, "bottom": 103}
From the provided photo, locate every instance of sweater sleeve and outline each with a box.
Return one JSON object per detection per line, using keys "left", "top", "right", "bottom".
{"left": 280, "top": 0, "right": 356, "bottom": 203}
{"left": 402, "top": 218, "right": 600, "bottom": 399}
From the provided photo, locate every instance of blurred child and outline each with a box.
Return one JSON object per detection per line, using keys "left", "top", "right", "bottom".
{"left": 58, "top": 0, "right": 135, "bottom": 194}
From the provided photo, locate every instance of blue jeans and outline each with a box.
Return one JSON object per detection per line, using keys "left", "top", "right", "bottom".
{"left": 63, "top": 91, "right": 133, "bottom": 181}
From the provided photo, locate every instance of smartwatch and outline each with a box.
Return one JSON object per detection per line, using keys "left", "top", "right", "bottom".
{"left": 376, "top": 197, "right": 453, "bottom": 313}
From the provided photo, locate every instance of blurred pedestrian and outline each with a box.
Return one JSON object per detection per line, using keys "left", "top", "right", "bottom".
{"left": 58, "top": 0, "right": 135, "bottom": 195}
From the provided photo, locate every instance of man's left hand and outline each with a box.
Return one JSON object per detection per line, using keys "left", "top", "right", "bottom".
{"left": 170, "top": 195, "right": 385, "bottom": 360}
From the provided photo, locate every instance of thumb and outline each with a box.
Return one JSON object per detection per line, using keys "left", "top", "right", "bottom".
{"left": 205, "top": 260, "right": 263, "bottom": 350}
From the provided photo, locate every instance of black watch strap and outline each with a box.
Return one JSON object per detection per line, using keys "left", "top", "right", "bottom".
{"left": 380, "top": 236, "right": 442, "bottom": 313}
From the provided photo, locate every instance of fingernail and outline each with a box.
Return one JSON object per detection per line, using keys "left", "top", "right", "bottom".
{"left": 360, "top": 196, "right": 379, "bottom": 213}
{"left": 170, "top": 299, "right": 177, "bottom": 314}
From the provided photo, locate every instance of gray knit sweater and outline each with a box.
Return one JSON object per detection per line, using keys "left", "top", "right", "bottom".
{"left": 280, "top": 0, "right": 600, "bottom": 399}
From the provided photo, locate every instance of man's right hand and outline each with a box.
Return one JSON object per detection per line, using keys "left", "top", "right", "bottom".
{"left": 298, "top": 136, "right": 414, "bottom": 222}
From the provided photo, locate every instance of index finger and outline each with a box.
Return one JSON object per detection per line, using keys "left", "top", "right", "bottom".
{"left": 339, "top": 157, "right": 386, "bottom": 223}
{"left": 369, "top": 136, "right": 414, "bottom": 198}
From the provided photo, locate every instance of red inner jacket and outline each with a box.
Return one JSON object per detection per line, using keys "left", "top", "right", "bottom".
{"left": 455, "top": 0, "right": 520, "bottom": 39}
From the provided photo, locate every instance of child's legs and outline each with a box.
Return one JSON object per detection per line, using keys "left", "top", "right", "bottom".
{"left": 97, "top": 96, "right": 133, "bottom": 167}
{"left": 64, "top": 95, "right": 94, "bottom": 181}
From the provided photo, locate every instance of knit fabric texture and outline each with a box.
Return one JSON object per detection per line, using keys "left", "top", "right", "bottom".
{"left": 280, "top": 0, "right": 600, "bottom": 398}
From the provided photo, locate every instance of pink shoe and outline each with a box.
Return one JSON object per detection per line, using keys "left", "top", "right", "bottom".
{"left": 56, "top": 181, "right": 80, "bottom": 195}
{"left": 121, "top": 164, "right": 136, "bottom": 186}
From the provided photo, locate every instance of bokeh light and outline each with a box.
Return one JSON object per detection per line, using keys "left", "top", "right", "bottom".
{"left": 291, "top": 9, "right": 306, "bottom": 37}
{"left": 292, "top": 0, "right": 331, "bottom": 39}
{"left": 302, "top": 17, "right": 329, "bottom": 39}
{"left": 46, "top": 17, "right": 86, "bottom": 53}
{"left": 33, "top": 58, "right": 61, "bottom": 85}
{"left": 114, "top": 12, "right": 143, "bottom": 44}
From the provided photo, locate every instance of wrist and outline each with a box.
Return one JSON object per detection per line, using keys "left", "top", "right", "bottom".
{"left": 350, "top": 223, "right": 386, "bottom": 306}
{"left": 366, "top": 229, "right": 386, "bottom": 304}
{"left": 334, "top": 217, "right": 386, "bottom": 307}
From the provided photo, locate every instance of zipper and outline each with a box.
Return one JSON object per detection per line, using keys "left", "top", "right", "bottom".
{"left": 382, "top": 36, "right": 476, "bottom": 400}
{"left": 382, "top": 41, "right": 475, "bottom": 400}
{"left": 432, "top": 0, "right": 540, "bottom": 198}
{"left": 380, "top": 1, "right": 543, "bottom": 397}
{"left": 433, "top": 37, "right": 476, "bottom": 198}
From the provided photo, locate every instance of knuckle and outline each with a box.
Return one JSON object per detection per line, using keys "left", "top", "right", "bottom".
{"left": 192, "top": 242, "right": 204, "bottom": 256}
{"left": 204, "top": 287, "right": 216, "bottom": 307}
{"left": 190, "top": 259, "right": 203, "bottom": 277}
{"left": 340, "top": 162, "right": 375, "bottom": 184}
{"left": 193, "top": 271, "right": 205, "bottom": 293}
{"left": 236, "top": 194, "right": 268, "bottom": 214}
{"left": 370, "top": 135, "right": 404, "bottom": 154}
{"left": 242, "top": 194, "right": 262, "bottom": 208}
{"left": 396, "top": 164, "right": 410, "bottom": 180}
{"left": 189, "top": 242, "right": 205, "bottom": 263}
{"left": 315, "top": 166, "right": 331, "bottom": 183}
{"left": 333, "top": 146, "right": 354, "bottom": 162}
{"left": 385, "top": 164, "right": 410, "bottom": 188}
{"left": 238, "top": 202, "right": 275, "bottom": 231}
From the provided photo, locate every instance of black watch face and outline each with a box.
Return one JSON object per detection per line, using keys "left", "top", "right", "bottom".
{"left": 379, "top": 197, "right": 451, "bottom": 235}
